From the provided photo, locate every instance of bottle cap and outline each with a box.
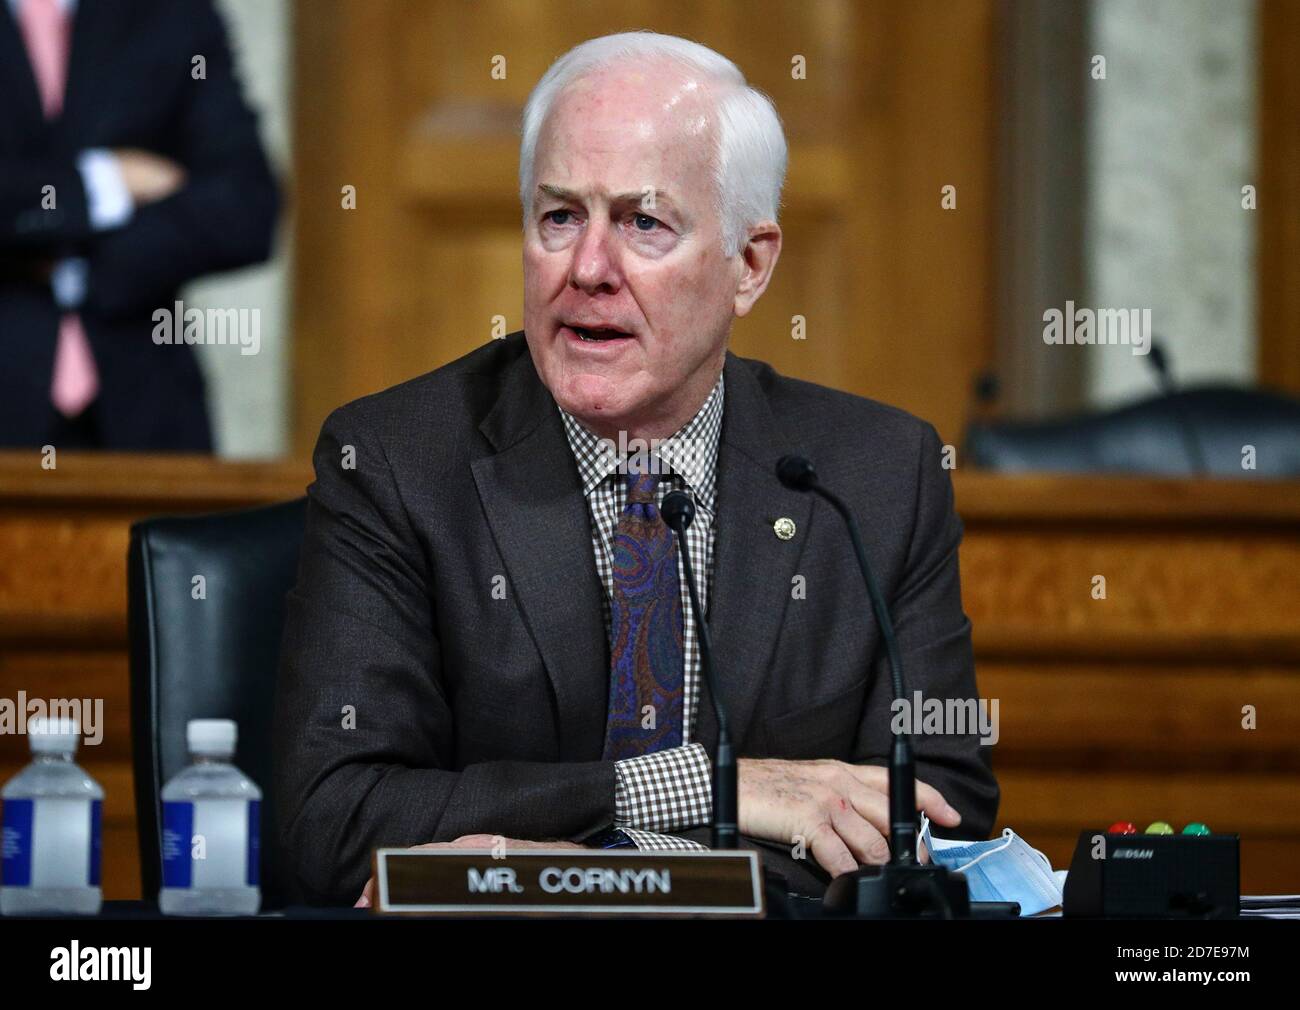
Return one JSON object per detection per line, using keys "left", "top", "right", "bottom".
{"left": 28, "top": 715, "right": 80, "bottom": 754}
{"left": 187, "top": 719, "right": 237, "bottom": 757}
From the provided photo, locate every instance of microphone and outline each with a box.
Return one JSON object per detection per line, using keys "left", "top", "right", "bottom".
{"left": 1147, "top": 340, "right": 1176, "bottom": 396}
{"left": 660, "top": 490, "right": 738, "bottom": 851}
{"left": 775, "top": 455, "right": 911, "bottom": 852}
{"left": 775, "top": 455, "right": 969, "bottom": 918}
{"left": 1145, "top": 339, "right": 1207, "bottom": 474}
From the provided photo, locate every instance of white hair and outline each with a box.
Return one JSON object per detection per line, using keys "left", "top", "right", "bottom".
{"left": 519, "top": 31, "right": 787, "bottom": 257}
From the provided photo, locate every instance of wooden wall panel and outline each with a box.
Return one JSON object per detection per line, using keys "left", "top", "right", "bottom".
{"left": 963, "top": 534, "right": 1300, "bottom": 643}
{"left": 843, "top": 0, "right": 998, "bottom": 441}
{"left": 978, "top": 663, "right": 1300, "bottom": 769}
{"left": 1257, "top": 0, "right": 1300, "bottom": 394}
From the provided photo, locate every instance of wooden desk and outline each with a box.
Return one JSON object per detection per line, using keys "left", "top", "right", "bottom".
{"left": 1, "top": 452, "right": 1297, "bottom": 897}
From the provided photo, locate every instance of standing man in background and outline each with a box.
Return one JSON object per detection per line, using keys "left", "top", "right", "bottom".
{"left": 0, "top": 0, "right": 278, "bottom": 450}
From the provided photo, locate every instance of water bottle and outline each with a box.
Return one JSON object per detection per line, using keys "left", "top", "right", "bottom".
{"left": 1, "top": 716, "right": 103, "bottom": 916}
{"left": 159, "top": 719, "right": 261, "bottom": 916}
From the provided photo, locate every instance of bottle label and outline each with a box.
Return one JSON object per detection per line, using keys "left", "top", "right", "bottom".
{"left": 1, "top": 797, "right": 99, "bottom": 888}
{"left": 2, "top": 799, "right": 34, "bottom": 886}
{"left": 162, "top": 801, "right": 195, "bottom": 888}
{"left": 162, "top": 799, "right": 260, "bottom": 889}
{"left": 247, "top": 799, "right": 261, "bottom": 887}
{"left": 90, "top": 799, "right": 102, "bottom": 887}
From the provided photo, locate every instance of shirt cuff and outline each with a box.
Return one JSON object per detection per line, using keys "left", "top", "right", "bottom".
{"left": 621, "top": 828, "right": 708, "bottom": 852}
{"left": 77, "top": 149, "right": 135, "bottom": 230}
{"left": 613, "top": 742, "right": 712, "bottom": 834}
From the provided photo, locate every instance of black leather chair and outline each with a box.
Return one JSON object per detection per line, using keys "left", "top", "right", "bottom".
{"left": 128, "top": 498, "right": 306, "bottom": 908}
{"left": 965, "top": 385, "right": 1300, "bottom": 476}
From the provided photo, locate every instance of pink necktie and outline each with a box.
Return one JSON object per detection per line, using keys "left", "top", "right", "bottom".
{"left": 19, "top": 0, "right": 100, "bottom": 418}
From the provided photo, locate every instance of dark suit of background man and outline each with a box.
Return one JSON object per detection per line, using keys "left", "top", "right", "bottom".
{"left": 0, "top": 0, "right": 278, "bottom": 451}
{"left": 275, "top": 31, "right": 1000, "bottom": 905}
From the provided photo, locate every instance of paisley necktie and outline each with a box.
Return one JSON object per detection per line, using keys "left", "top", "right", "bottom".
{"left": 601, "top": 465, "right": 685, "bottom": 758}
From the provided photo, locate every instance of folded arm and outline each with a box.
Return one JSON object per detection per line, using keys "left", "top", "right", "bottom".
{"left": 0, "top": 156, "right": 94, "bottom": 248}
{"left": 83, "top": 1, "right": 279, "bottom": 318}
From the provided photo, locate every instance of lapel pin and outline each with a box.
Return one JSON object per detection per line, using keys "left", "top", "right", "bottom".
{"left": 773, "top": 517, "right": 796, "bottom": 541}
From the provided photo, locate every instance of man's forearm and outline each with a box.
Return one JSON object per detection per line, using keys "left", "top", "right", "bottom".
{"left": 0, "top": 156, "right": 92, "bottom": 247}
{"left": 279, "top": 756, "right": 618, "bottom": 904}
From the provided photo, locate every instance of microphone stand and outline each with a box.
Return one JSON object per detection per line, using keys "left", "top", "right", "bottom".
{"left": 776, "top": 455, "right": 970, "bottom": 918}
{"left": 660, "top": 491, "right": 737, "bottom": 850}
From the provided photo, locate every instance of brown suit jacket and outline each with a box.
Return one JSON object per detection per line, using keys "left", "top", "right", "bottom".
{"left": 273, "top": 333, "right": 999, "bottom": 903}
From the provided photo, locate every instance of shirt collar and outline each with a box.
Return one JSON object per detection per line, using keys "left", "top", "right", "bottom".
{"left": 558, "top": 372, "right": 725, "bottom": 516}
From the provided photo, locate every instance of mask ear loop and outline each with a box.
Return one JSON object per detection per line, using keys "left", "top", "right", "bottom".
{"left": 947, "top": 828, "right": 1014, "bottom": 874}
{"left": 1019, "top": 838, "right": 1063, "bottom": 901}
{"left": 1024, "top": 839, "right": 1056, "bottom": 877}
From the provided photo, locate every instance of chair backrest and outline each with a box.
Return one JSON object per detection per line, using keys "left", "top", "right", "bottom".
{"left": 965, "top": 385, "right": 1300, "bottom": 476}
{"left": 128, "top": 498, "right": 306, "bottom": 908}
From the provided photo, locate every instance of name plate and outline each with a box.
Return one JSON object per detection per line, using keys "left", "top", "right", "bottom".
{"left": 372, "top": 848, "right": 765, "bottom": 917}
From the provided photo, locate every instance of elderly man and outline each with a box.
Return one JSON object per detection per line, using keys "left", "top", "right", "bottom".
{"left": 274, "top": 31, "right": 998, "bottom": 905}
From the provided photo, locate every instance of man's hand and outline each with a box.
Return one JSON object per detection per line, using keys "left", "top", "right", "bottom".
{"left": 354, "top": 835, "right": 584, "bottom": 908}
{"left": 738, "top": 758, "right": 961, "bottom": 877}
{"left": 111, "top": 148, "right": 187, "bottom": 205}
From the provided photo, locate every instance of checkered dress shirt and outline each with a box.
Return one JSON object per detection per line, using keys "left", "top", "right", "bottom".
{"left": 558, "top": 374, "right": 724, "bottom": 851}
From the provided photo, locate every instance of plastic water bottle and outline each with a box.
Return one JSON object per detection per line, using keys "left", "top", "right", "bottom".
{"left": 1, "top": 716, "right": 103, "bottom": 916}
{"left": 159, "top": 719, "right": 261, "bottom": 916}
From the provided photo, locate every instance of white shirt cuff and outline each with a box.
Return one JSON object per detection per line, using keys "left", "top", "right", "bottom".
{"left": 77, "top": 149, "right": 135, "bottom": 230}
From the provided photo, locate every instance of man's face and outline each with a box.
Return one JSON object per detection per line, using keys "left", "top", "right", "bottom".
{"left": 522, "top": 63, "right": 743, "bottom": 438}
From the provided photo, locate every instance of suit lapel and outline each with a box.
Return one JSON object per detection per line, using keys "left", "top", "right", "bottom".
{"left": 60, "top": 0, "right": 130, "bottom": 144}
{"left": 0, "top": 2, "right": 47, "bottom": 137}
{"left": 0, "top": 0, "right": 131, "bottom": 146}
{"left": 695, "top": 353, "right": 815, "bottom": 753}
{"left": 470, "top": 346, "right": 610, "bottom": 761}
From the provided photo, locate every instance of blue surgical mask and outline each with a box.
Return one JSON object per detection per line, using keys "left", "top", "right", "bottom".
{"left": 919, "top": 814, "right": 1063, "bottom": 916}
